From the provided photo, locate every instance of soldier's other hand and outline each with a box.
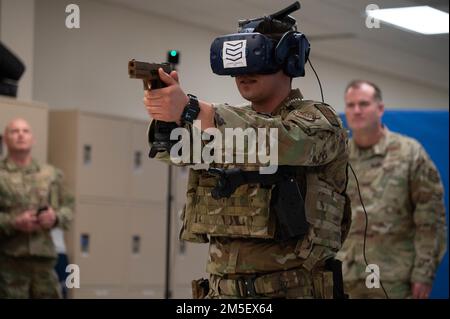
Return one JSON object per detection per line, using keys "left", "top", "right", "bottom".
{"left": 143, "top": 68, "right": 189, "bottom": 125}
{"left": 411, "top": 282, "right": 432, "bottom": 299}
{"left": 37, "top": 206, "right": 57, "bottom": 230}
{"left": 14, "top": 210, "right": 41, "bottom": 233}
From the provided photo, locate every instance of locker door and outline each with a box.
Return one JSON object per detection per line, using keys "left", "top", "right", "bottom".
{"left": 126, "top": 202, "right": 166, "bottom": 286}
{"left": 73, "top": 201, "right": 128, "bottom": 286}
{"left": 130, "top": 121, "right": 168, "bottom": 202}
{"left": 77, "top": 114, "right": 131, "bottom": 199}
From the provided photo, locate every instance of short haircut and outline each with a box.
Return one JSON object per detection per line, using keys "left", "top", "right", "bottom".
{"left": 345, "top": 80, "right": 382, "bottom": 102}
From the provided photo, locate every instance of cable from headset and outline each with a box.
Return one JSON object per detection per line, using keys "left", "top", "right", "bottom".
{"left": 348, "top": 163, "right": 389, "bottom": 299}
{"left": 307, "top": 55, "right": 387, "bottom": 298}
{"left": 308, "top": 58, "right": 324, "bottom": 103}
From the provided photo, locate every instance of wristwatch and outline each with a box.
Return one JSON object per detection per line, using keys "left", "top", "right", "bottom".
{"left": 180, "top": 94, "right": 200, "bottom": 125}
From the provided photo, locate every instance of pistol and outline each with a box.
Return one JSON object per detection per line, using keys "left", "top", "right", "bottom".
{"left": 128, "top": 59, "right": 172, "bottom": 90}
{"left": 128, "top": 59, "right": 178, "bottom": 158}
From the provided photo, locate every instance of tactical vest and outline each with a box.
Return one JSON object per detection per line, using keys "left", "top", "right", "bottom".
{"left": 178, "top": 101, "right": 352, "bottom": 264}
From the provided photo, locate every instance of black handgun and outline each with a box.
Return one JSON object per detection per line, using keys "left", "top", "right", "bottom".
{"left": 128, "top": 59, "right": 179, "bottom": 158}
{"left": 128, "top": 60, "right": 172, "bottom": 90}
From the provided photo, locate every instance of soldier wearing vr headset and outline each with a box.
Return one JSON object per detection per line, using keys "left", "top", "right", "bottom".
{"left": 143, "top": 2, "right": 351, "bottom": 298}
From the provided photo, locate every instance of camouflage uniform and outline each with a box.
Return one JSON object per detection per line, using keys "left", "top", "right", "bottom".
{"left": 0, "top": 158, "right": 74, "bottom": 298}
{"left": 337, "top": 128, "right": 447, "bottom": 299}
{"left": 151, "top": 89, "right": 351, "bottom": 298}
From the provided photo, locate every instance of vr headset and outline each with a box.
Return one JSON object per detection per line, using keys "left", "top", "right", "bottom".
{"left": 210, "top": 31, "right": 309, "bottom": 78}
{"left": 210, "top": 2, "right": 310, "bottom": 78}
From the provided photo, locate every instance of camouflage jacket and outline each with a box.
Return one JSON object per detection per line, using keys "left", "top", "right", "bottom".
{"left": 0, "top": 158, "right": 74, "bottom": 258}
{"left": 337, "top": 128, "right": 447, "bottom": 284}
{"left": 150, "top": 89, "right": 350, "bottom": 275}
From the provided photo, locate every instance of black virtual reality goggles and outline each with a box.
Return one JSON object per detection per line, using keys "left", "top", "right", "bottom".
{"left": 209, "top": 1, "right": 310, "bottom": 78}
{"left": 210, "top": 30, "right": 310, "bottom": 78}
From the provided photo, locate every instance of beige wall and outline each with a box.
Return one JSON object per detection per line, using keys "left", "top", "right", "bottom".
{"left": 293, "top": 56, "right": 450, "bottom": 110}
{"left": 33, "top": 0, "right": 238, "bottom": 120}
{"left": 0, "top": 0, "right": 446, "bottom": 117}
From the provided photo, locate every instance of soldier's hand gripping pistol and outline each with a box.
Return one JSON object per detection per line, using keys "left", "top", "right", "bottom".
{"left": 128, "top": 59, "right": 179, "bottom": 158}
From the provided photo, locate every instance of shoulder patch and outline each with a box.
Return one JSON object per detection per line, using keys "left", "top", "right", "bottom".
{"left": 314, "top": 103, "right": 340, "bottom": 127}
{"left": 293, "top": 110, "right": 320, "bottom": 122}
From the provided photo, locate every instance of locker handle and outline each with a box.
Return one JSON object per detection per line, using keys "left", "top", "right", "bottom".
{"left": 134, "top": 150, "right": 142, "bottom": 171}
{"left": 132, "top": 235, "right": 141, "bottom": 254}
{"left": 83, "top": 144, "right": 92, "bottom": 165}
{"left": 81, "top": 233, "right": 90, "bottom": 255}
{"left": 179, "top": 240, "right": 186, "bottom": 255}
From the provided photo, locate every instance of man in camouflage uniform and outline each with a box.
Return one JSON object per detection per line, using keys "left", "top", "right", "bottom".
{"left": 143, "top": 11, "right": 351, "bottom": 299}
{"left": 337, "top": 80, "right": 447, "bottom": 299}
{"left": 0, "top": 118, "right": 74, "bottom": 298}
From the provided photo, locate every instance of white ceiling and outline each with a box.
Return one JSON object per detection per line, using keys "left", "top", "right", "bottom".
{"left": 102, "top": 0, "right": 449, "bottom": 91}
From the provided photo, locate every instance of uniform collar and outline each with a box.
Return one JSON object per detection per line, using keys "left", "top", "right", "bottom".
{"left": 1, "top": 157, "right": 40, "bottom": 173}
{"left": 349, "top": 126, "right": 392, "bottom": 159}
{"left": 271, "top": 89, "right": 304, "bottom": 116}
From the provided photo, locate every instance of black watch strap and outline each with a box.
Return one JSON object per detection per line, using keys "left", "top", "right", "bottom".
{"left": 181, "top": 94, "right": 200, "bottom": 125}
